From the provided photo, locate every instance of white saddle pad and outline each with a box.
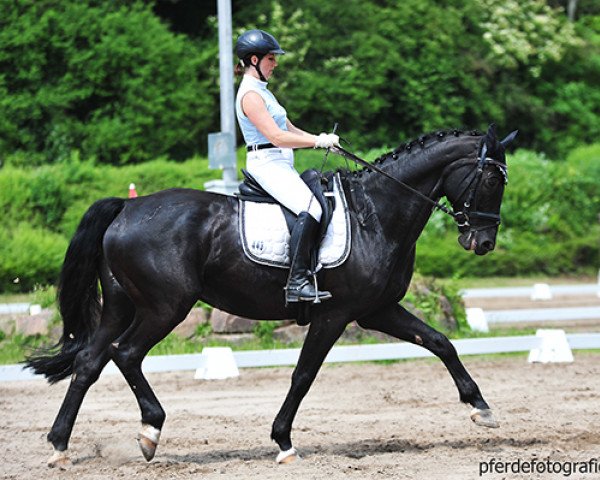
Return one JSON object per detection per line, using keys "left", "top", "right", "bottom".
{"left": 239, "top": 173, "right": 351, "bottom": 269}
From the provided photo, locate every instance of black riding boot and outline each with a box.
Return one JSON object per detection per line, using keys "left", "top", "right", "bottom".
{"left": 285, "top": 212, "right": 332, "bottom": 303}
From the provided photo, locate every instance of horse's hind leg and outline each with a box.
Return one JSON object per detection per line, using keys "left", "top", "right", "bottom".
{"left": 47, "top": 271, "right": 135, "bottom": 467}
{"left": 357, "top": 303, "right": 499, "bottom": 428}
{"left": 109, "top": 299, "right": 195, "bottom": 462}
{"left": 271, "top": 318, "right": 347, "bottom": 463}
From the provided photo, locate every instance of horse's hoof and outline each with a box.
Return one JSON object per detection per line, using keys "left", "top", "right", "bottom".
{"left": 137, "top": 424, "right": 161, "bottom": 461}
{"left": 47, "top": 449, "right": 72, "bottom": 469}
{"left": 276, "top": 447, "right": 300, "bottom": 464}
{"left": 470, "top": 408, "right": 499, "bottom": 428}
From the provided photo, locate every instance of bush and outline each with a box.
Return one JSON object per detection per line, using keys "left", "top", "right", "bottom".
{"left": 0, "top": 155, "right": 224, "bottom": 292}
{"left": 405, "top": 276, "right": 469, "bottom": 336}
{"left": 0, "top": 224, "right": 68, "bottom": 292}
{"left": 31, "top": 285, "right": 58, "bottom": 309}
{"left": 416, "top": 217, "right": 599, "bottom": 277}
{"left": 0, "top": 0, "right": 213, "bottom": 164}
{"left": 492, "top": 148, "right": 598, "bottom": 238}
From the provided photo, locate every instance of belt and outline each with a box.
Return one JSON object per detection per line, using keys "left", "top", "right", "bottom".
{"left": 247, "top": 143, "right": 276, "bottom": 152}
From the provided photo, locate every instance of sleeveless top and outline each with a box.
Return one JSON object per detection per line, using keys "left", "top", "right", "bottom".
{"left": 235, "top": 74, "right": 288, "bottom": 146}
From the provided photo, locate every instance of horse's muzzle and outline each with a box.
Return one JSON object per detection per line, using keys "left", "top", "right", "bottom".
{"left": 458, "top": 231, "right": 496, "bottom": 255}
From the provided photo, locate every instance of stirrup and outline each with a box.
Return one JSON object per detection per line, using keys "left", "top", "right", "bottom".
{"left": 285, "top": 280, "right": 332, "bottom": 304}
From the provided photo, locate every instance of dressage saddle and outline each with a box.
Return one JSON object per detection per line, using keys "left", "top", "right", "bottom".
{"left": 236, "top": 168, "right": 336, "bottom": 240}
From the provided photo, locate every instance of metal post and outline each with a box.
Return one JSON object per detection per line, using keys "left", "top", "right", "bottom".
{"left": 217, "top": 0, "right": 236, "bottom": 184}
{"left": 567, "top": 0, "right": 578, "bottom": 21}
{"left": 205, "top": 0, "right": 238, "bottom": 194}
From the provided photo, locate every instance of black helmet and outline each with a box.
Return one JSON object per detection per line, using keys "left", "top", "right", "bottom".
{"left": 235, "top": 29, "right": 285, "bottom": 60}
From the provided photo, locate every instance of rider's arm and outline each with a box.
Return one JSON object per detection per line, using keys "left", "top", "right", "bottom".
{"left": 242, "top": 92, "right": 317, "bottom": 148}
{"left": 286, "top": 119, "right": 313, "bottom": 137}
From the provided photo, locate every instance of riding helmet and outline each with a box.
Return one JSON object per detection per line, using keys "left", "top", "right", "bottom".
{"left": 235, "top": 29, "right": 285, "bottom": 60}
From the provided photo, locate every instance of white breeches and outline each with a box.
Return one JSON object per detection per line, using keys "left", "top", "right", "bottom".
{"left": 246, "top": 148, "right": 322, "bottom": 222}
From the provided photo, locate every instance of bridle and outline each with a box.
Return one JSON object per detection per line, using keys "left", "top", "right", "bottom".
{"left": 442, "top": 142, "right": 508, "bottom": 233}
{"left": 332, "top": 143, "right": 507, "bottom": 233}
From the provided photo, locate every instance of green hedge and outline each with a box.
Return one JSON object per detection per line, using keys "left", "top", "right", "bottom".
{"left": 0, "top": 145, "right": 598, "bottom": 291}
{"left": 415, "top": 230, "right": 598, "bottom": 277}
{"left": 416, "top": 145, "right": 600, "bottom": 276}
{"left": 0, "top": 225, "right": 67, "bottom": 291}
{"left": 0, "top": 154, "right": 224, "bottom": 291}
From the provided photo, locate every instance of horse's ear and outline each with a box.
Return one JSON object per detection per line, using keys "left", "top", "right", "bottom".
{"left": 484, "top": 123, "right": 497, "bottom": 151}
{"left": 500, "top": 130, "right": 518, "bottom": 148}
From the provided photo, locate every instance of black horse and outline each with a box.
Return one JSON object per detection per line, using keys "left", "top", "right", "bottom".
{"left": 27, "top": 125, "right": 516, "bottom": 467}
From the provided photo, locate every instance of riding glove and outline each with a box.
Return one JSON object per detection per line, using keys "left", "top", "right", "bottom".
{"left": 314, "top": 133, "right": 340, "bottom": 149}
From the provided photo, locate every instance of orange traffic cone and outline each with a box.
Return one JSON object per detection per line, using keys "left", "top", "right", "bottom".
{"left": 128, "top": 183, "right": 138, "bottom": 198}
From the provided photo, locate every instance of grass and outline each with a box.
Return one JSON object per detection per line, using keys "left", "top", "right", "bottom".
{"left": 0, "top": 285, "right": 57, "bottom": 306}
{"left": 0, "top": 334, "right": 52, "bottom": 365}
{"left": 0, "top": 293, "right": 32, "bottom": 304}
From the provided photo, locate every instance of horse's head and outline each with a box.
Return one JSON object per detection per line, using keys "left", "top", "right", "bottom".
{"left": 443, "top": 125, "right": 517, "bottom": 256}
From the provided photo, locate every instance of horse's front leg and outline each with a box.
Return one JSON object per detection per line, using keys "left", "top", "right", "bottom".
{"left": 271, "top": 317, "right": 347, "bottom": 464}
{"left": 357, "top": 303, "right": 499, "bottom": 428}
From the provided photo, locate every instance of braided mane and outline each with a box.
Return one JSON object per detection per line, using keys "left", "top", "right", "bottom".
{"left": 337, "top": 129, "right": 482, "bottom": 176}
{"left": 376, "top": 129, "right": 482, "bottom": 164}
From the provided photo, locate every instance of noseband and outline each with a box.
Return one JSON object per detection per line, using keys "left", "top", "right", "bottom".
{"left": 332, "top": 144, "right": 507, "bottom": 232}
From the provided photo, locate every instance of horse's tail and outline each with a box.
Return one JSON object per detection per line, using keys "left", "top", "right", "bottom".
{"left": 25, "top": 197, "right": 126, "bottom": 383}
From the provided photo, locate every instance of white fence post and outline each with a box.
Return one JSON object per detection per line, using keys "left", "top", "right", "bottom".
{"left": 194, "top": 347, "right": 239, "bottom": 380}
{"left": 466, "top": 308, "right": 489, "bottom": 332}
{"left": 528, "top": 329, "right": 574, "bottom": 363}
{"left": 531, "top": 283, "right": 552, "bottom": 300}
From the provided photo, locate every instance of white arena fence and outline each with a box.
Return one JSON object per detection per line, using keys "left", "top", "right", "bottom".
{"left": 461, "top": 283, "right": 599, "bottom": 299}
{"left": 463, "top": 283, "right": 600, "bottom": 330}
{"left": 1, "top": 282, "right": 598, "bottom": 382}
{"left": 1, "top": 332, "right": 600, "bottom": 382}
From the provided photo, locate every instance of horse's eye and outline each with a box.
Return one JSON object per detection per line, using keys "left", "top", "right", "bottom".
{"left": 485, "top": 176, "right": 500, "bottom": 188}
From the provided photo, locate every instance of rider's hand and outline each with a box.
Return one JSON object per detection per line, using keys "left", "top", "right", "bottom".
{"left": 314, "top": 133, "right": 340, "bottom": 149}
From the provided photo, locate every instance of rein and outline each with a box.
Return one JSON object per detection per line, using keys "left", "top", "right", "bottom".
{"left": 331, "top": 145, "right": 506, "bottom": 232}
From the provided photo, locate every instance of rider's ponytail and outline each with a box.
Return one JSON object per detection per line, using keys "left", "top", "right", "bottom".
{"left": 234, "top": 60, "right": 246, "bottom": 76}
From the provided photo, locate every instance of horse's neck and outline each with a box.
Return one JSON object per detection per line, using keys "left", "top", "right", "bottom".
{"left": 394, "top": 135, "right": 480, "bottom": 184}
{"left": 358, "top": 135, "right": 480, "bottom": 244}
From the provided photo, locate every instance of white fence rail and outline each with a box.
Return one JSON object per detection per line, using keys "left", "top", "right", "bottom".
{"left": 463, "top": 283, "right": 600, "bottom": 329}
{"left": 461, "top": 284, "right": 599, "bottom": 299}
{"left": 0, "top": 303, "right": 31, "bottom": 314}
{"left": 2, "top": 333, "right": 600, "bottom": 383}
{"left": 485, "top": 306, "right": 600, "bottom": 324}
{"left": 2, "top": 283, "right": 598, "bottom": 382}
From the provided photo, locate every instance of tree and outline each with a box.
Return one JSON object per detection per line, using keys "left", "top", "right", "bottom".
{"left": 0, "top": 0, "right": 214, "bottom": 164}
{"left": 236, "top": 0, "right": 499, "bottom": 148}
{"left": 479, "top": 0, "right": 581, "bottom": 77}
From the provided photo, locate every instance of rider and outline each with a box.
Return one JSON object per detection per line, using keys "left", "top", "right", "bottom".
{"left": 234, "top": 29, "right": 339, "bottom": 304}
